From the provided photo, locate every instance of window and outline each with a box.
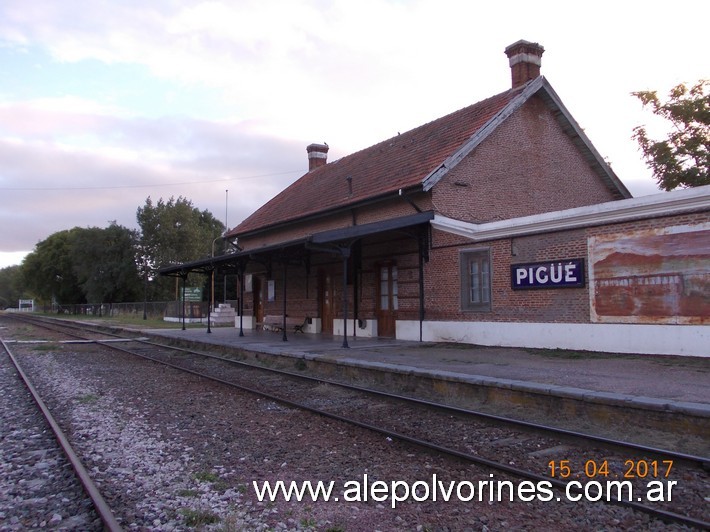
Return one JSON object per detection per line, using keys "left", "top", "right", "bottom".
{"left": 460, "top": 249, "right": 491, "bottom": 311}
{"left": 379, "top": 264, "right": 398, "bottom": 311}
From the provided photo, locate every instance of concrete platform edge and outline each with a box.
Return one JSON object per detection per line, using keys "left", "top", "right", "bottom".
{"left": 302, "top": 354, "right": 710, "bottom": 418}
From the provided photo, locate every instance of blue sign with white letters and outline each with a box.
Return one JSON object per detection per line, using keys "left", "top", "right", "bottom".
{"left": 511, "top": 259, "right": 585, "bottom": 289}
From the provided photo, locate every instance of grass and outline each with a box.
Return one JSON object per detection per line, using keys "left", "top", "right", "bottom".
{"left": 32, "top": 343, "right": 61, "bottom": 352}
{"left": 7, "top": 325, "right": 35, "bottom": 340}
{"left": 523, "top": 347, "right": 710, "bottom": 367}
{"left": 193, "top": 471, "right": 220, "bottom": 483}
{"left": 300, "top": 517, "right": 317, "bottom": 529}
{"left": 76, "top": 393, "right": 99, "bottom": 404}
{"left": 180, "top": 508, "right": 220, "bottom": 527}
{"left": 192, "top": 471, "right": 229, "bottom": 492}
{"left": 34, "top": 311, "right": 206, "bottom": 330}
{"left": 524, "top": 347, "right": 615, "bottom": 360}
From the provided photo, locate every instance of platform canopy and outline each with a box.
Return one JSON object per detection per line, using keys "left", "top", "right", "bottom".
{"left": 158, "top": 211, "right": 434, "bottom": 278}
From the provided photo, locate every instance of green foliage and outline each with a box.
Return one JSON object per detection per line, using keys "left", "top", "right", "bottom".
{"left": 192, "top": 471, "right": 220, "bottom": 483}
{"left": 0, "top": 265, "right": 25, "bottom": 309}
{"left": 20, "top": 224, "right": 142, "bottom": 306}
{"left": 77, "top": 393, "right": 99, "bottom": 404}
{"left": 14, "top": 196, "right": 224, "bottom": 306}
{"left": 632, "top": 79, "right": 709, "bottom": 190}
{"left": 22, "top": 229, "right": 85, "bottom": 305}
{"left": 70, "top": 222, "right": 142, "bottom": 304}
{"left": 137, "top": 196, "right": 225, "bottom": 300}
{"left": 137, "top": 196, "right": 226, "bottom": 267}
{"left": 179, "top": 508, "right": 219, "bottom": 527}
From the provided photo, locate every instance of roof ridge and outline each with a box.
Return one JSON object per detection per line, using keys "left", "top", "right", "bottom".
{"left": 423, "top": 77, "right": 544, "bottom": 191}
{"left": 231, "top": 83, "right": 529, "bottom": 237}
{"left": 333, "top": 85, "right": 523, "bottom": 162}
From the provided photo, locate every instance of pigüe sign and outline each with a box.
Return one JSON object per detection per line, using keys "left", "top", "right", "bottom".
{"left": 511, "top": 259, "right": 585, "bottom": 290}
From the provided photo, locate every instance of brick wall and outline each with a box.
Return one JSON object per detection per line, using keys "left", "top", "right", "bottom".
{"left": 231, "top": 91, "right": 704, "bottom": 330}
{"left": 433, "top": 95, "right": 620, "bottom": 223}
{"left": 242, "top": 228, "right": 424, "bottom": 322}
{"left": 238, "top": 193, "right": 432, "bottom": 250}
{"left": 423, "top": 210, "right": 709, "bottom": 325}
{"left": 239, "top": 208, "right": 707, "bottom": 327}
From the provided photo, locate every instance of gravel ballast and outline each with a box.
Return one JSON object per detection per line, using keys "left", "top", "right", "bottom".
{"left": 1, "top": 318, "right": 690, "bottom": 530}
{"left": 0, "top": 343, "right": 100, "bottom": 530}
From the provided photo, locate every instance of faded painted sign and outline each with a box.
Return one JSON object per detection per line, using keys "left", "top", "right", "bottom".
{"left": 588, "top": 224, "right": 710, "bottom": 324}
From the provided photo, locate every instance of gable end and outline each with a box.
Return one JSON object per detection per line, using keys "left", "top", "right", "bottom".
{"left": 422, "top": 76, "right": 631, "bottom": 200}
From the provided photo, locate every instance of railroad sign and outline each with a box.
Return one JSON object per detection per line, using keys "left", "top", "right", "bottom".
{"left": 180, "top": 287, "right": 203, "bottom": 302}
{"left": 511, "top": 259, "right": 585, "bottom": 290}
{"left": 18, "top": 299, "right": 34, "bottom": 312}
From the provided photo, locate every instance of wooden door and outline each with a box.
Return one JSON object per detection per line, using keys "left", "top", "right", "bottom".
{"left": 318, "top": 269, "right": 334, "bottom": 334}
{"left": 376, "top": 263, "right": 398, "bottom": 337}
{"left": 252, "top": 276, "right": 263, "bottom": 325}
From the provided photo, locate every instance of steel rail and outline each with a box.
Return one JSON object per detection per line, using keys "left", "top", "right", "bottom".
{"left": 0, "top": 336, "right": 123, "bottom": 532}
{"left": 138, "top": 337, "right": 710, "bottom": 468}
{"left": 7, "top": 315, "right": 710, "bottom": 529}
{"left": 15, "top": 314, "right": 707, "bottom": 468}
{"left": 101, "top": 338, "right": 709, "bottom": 529}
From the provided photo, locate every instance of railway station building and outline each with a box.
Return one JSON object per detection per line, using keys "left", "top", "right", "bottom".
{"left": 161, "top": 40, "right": 710, "bottom": 357}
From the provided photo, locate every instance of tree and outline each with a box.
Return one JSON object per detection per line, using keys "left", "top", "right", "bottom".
{"left": 22, "top": 229, "right": 85, "bottom": 306}
{"left": 20, "top": 224, "right": 142, "bottom": 307}
{"left": 70, "top": 223, "right": 142, "bottom": 304}
{"left": 137, "top": 196, "right": 225, "bottom": 300}
{"left": 0, "top": 265, "right": 25, "bottom": 309}
{"left": 632, "top": 79, "right": 709, "bottom": 190}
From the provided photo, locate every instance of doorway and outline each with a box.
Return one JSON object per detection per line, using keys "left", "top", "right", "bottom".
{"left": 376, "top": 263, "right": 398, "bottom": 337}
{"left": 318, "top": 269, "right": 334, "bottom": 334}
{"left": 252, "top": 276, "right": 263, "bottom": 325}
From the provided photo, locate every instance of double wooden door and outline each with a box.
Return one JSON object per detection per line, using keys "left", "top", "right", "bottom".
{"left": 318, "top": 270, "right": 334, "bottom": 334}
{"left": 376, "top": 263, "right": 397, "bottom": 337}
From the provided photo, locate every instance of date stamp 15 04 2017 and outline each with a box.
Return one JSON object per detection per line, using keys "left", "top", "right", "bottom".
{"left": 547, "top": 459, "right": 673, "bottom": 480}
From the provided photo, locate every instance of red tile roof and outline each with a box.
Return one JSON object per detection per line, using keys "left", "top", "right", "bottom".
{"left": 232, "top": 87, "right": 523, "bottom": 236}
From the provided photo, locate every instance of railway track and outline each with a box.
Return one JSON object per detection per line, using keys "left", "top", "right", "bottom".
{"left": 0, "top": 332, "right": 122, "bottom": 531}
{"left": 5, "top": 314, "right": 710, "bottom": 529}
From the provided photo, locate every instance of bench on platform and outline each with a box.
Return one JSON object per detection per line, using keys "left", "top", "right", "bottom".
{"left": 259, "top": 315, "right": 309, "bottom": 333}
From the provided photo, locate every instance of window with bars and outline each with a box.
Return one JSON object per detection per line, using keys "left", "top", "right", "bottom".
{"left": 460, "top": 249, "right": 491, "bottom": 311}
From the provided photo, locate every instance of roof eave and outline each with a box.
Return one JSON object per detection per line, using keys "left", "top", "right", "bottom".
{"left": 230, "top": 183, "right": 425, "bottom": 240}
{"left": 431, "top": 184, "right": 710, "bottom": 242}
{"left": 536, "top": 78, "right": 632, "bottom": 199}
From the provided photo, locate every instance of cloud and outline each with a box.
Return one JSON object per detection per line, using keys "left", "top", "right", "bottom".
{"left": 0, "top": 0, "right": 707, "bottom": 268}
{"left": 1, "top": 1, "right": 508, "bottom": 142}
{"left": 0, "top": 105, "right": 311, "bottom": 255}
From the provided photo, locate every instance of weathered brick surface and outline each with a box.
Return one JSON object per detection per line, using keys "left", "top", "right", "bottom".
{"left": 238, "top": 194, "right": 431, "bottom": 250}
{"left": 230, "top": 91, "right": 706, "bottom": 330}
{"left": 423, "top": 211, "right": 708, "bottom": 324}
{"left": 240, "top": 210, "right": 707, "bottom": 326}
{"left": 433, "top": 96, "right": 619, "bottom": 223}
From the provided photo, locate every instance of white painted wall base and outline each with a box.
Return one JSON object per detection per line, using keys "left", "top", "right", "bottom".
{"left": 332, "top": 318, "right": 378, "bottom": 338}
{"left": 163, "top": 316, "right": 205, "bottom": 324}
{"left": 234, "top": 315, "right": 256, "bottom": 329}
{"left": 396, "top": 320, "right": 709, "bottom": 357}
{"left": 303, "top": 317, "right": 321, "bottom": 334}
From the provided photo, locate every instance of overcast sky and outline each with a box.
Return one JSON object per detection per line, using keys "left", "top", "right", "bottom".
{"left": 1, "top": 0, "right": 707, "bottom": 268}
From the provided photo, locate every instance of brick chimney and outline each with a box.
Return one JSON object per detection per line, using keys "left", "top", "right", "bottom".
{"left": 307, "top": 143, "right": 329, "bottom": 171}
{"left": 504, "top": 40, "right": 544, "bottom": 89}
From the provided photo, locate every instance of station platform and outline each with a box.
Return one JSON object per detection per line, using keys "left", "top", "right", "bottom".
{"left": 142, "top": 325, "right": 709, "bottom": 422}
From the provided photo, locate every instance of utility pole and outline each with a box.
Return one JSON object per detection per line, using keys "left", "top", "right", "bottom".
{"left": 224, "top": 189, "right": 229, "bottom": 303}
